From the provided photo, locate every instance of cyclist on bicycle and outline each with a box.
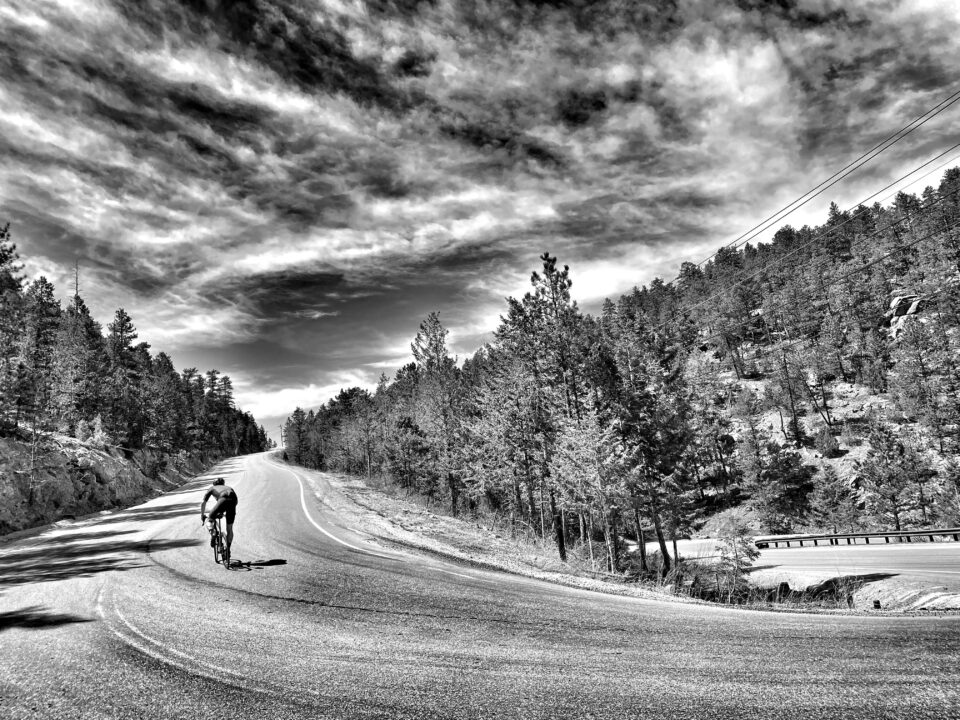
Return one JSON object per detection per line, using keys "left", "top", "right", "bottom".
{"left": 200, "top": 477, "right": 238, "bottom": 551}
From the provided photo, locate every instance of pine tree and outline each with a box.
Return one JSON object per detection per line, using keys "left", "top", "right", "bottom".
{"left": 808, "top": 465, "right": 860, "bottom": 533}
{"left": 411, "top": 312, "right": 463, "bottom": 515}
{"left": 713, "top": 515, "right": 760, "bottom": 603}
{"left": 285, "top": 407, "right": 308, "bottom": 463}
{"left": 0, "top": 224, "right": 24, "bottom": 431}
{"left": 104, "top": 308, "right": 144, "bottom": 446}
{"left": 15, "top": 277, "right": 62, "bottom": 431}
{"left": 859, "top": 419, "right": 918, "bottom": 531}
{"left": 50, "top": 294, "right": 106, "bottom": 432}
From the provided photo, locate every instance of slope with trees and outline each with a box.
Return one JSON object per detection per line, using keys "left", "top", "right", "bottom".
{"left": 284, "top": 169, "right": 960, "bottom": 596}
{"left": 0, "top": 224, "right": 271, "bottom": 532}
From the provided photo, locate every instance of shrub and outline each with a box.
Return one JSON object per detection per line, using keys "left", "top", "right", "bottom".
{"left": 712, "top": 516, "right": 760, "bottom": 603}
{"left": 90, "top": 415, "right": 110, "bottom": 449}
{"left": 814, "top": 424, "right": 842, "bottom": 458}
{"left": 75, "top": 419, "right": 91, "bottom": 443}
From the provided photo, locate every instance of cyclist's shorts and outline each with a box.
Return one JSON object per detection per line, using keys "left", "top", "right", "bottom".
{"left": 210, "top": 494, "right": 238, "bottom": 525}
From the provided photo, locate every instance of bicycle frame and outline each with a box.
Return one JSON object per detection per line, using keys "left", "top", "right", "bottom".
{"left": 208, "top": 516, "right": 231, "bottom": 570}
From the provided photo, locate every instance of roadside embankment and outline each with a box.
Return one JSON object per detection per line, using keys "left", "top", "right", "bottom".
{"left": 0, "top": 434, "right": 206, "bottom": 536}
{"left": 307, "top": 468, "right": 960, "bottom": 614}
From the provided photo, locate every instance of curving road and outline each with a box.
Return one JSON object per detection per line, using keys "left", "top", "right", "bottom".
{"left": 665, "top": 539, "right": 960, "bottom": 590}
{"left": 2, "top": 452, "right": 959, "bottom": 719}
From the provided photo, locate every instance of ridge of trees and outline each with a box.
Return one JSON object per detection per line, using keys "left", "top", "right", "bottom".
{"left": 0, "top": 223, "right": 271, "bottom": 466}
{"left": 284, "top": 169, "right": 960, "bottom": 577}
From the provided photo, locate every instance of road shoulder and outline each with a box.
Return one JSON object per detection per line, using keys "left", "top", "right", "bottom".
{"left": 298, "top": 466, "right": 960, "bottom": 615}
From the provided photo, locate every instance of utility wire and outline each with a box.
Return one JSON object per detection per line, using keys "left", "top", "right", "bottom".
{"left": 655, "top": 146, "right": 960, "bottom": 334}
{"left": 689, "top": 87, "right": 960, "bottom": 270}
{"left": 689, "top": 202, "right": 960, "bottom": 354}
{"left": 636, "top": 182, "right": 960, "bottom": 354}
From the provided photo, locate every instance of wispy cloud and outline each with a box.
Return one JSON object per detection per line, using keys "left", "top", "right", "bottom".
{"left": 4, "top": 0, "right": 960, "bottom": 435}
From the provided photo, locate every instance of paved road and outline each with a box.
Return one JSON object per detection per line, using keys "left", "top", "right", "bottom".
{"left": 664, "top": 539, "right": 960, "bottom": 589}
{"left": 2, "top": 452, "right": 959, "bottom": 719}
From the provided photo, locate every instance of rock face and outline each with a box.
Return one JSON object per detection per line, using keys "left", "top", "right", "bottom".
{"left": 0, "top": 435, "right": 206, "bottom": 535}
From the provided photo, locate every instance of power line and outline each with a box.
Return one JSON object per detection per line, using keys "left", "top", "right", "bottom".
{"left": 689, "top": 86, "right": 960, "bottom": 270}
{"left": 690, "top": 201, "right": 960, "bottom": 354}
{"left": 628, "top": 182, "right": 960, "bottom": 357}
{"left": 660, "top": 146, "right": 960, "bottom": 332}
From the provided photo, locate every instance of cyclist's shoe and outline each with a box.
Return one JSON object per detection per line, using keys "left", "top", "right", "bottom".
{"left": 209, "top": 534, "right": 216, "bottom": 547}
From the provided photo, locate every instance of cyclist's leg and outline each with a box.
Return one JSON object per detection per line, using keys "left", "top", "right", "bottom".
{"left": 224, "top": 501, "right": 237, "bottom": 549}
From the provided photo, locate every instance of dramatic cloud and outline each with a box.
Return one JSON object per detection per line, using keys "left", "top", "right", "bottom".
{"left": 3, "top": 0, "right": 960, "bottom": 437}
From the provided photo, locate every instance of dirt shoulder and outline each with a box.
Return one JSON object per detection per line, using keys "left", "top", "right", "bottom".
{"left": 313, "top": 470, "right": 960, "bottom": 615}
{"left": 314, "top": 471, "right": 680, "bottom": 603}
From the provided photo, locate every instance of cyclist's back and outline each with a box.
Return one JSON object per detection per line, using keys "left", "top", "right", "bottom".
{"left": 200, "top": 477, "right": 239, "bottom": 549}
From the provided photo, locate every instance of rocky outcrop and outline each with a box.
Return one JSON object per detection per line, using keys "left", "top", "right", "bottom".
{"left": 0, "top": 435, "right": 207, "bottom": 535}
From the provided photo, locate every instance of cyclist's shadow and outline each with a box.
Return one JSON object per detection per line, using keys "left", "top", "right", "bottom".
{"left": 226, "top": 558, "right": 287, "bottom": 573}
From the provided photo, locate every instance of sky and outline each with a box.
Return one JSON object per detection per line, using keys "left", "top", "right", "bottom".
{"left": 3, "top": 0, "right": 960, "bottom": 441}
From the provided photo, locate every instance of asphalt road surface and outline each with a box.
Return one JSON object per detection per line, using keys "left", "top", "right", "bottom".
{"left": 2, "top": 452, "right": 959, "bottom": 719}
{"left": 666, "top": 539, "right": 960, "bottom": 590}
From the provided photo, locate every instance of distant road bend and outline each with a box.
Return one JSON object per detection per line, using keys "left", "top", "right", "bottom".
{"left": 664, "top": 539, "right": 960, "bottom": 590}
{"left": 1, "top": 452, "right": 959, "bottom": 719}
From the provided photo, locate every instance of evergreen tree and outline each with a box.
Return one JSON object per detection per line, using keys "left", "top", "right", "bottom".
{"left": 15, "top": 277, "right": 62, "bottom": 432}
{"left": 0, "top": 224, "right": 24, "bottom": 431}
{"left": 412, "top": 312, "right": 463, "bottom": 514}
{"left": 808, "top": 465, "right": 860, "bottom": 533}
{"left": 50, "top": 294, "right": 106, "bottom": 431}
{"left": 859, "top": 419, "right": 918, "bottom": 531}
{"left": 104, "top": 308, "right": 143, "bottom": 446}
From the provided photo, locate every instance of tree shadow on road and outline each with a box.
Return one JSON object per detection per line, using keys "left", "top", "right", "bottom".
{"left": 159, "top": 465, "right": 246, "bottom": 497}
{"left": 0, "top": 605, "right": 95, "bottom": 632}
{"left": 0, "top": 536, "right": 202, "bottom": 587}
{"left": 92, "top": 502, "right": 198, "bottom": 526}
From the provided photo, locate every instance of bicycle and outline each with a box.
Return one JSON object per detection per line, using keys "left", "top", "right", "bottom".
{"left": 203, "top": 515, "right": 231, "bottom": 570}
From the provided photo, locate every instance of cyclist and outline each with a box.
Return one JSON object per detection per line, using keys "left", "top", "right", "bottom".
{"left": 200, "top": 477, "right": 239, "bottom": 551}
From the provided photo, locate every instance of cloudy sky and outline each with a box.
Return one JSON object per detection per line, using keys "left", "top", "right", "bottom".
{"left": 3, "top": 0, "right": 960, "bottom": 439}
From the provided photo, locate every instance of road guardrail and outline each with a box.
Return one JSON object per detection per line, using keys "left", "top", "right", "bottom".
{"left": 755, "top": 527, "right": 960, "bottom": 549}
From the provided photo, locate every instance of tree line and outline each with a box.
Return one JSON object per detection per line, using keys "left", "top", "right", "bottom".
{"left": 0, "top": 224, "right": 270, "bottom": 463}
{"left": 285, "top": 168, "right": 960, "bottom": 577}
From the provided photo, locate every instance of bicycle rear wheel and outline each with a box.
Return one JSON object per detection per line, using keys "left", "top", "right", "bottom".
{"left": 212, "top": 527, "right": 222, "bottom": 564}
{"left": 222, "top": 543, "right": 231, "bottom": 570}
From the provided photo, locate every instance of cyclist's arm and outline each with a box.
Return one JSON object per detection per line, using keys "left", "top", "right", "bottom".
{"left": 200, "top": 488, "right": 213, "bottom": 519}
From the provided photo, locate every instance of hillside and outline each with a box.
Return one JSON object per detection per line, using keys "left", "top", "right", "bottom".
{"left": 0, "top": 433, "right": 204, "bottom": 536}
{"left": 281, "top": 168, "right": 960, "bottom": 592}
{"left": 0, "top": 223, "right": 272, "bottom": 535}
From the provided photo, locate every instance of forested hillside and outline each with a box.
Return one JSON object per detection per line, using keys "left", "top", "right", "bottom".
{"left": 285, "top": 168, "right": 960, "bottom": 576}
{"left": 0, "top": 224, "right": 271, "bottom": 463}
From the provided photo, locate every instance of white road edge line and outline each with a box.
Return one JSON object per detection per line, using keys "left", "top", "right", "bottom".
{"left": 95, "top": 584, "right": 316, "bottom": 699}
{"left": 267, "top": 457, "right": 468, "bottom": 572}
{"left": 438, "top": 569, "right": 472, "bottom": 579}
{"left": 279, "top": 464, "right": 370, "bottom": 554}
